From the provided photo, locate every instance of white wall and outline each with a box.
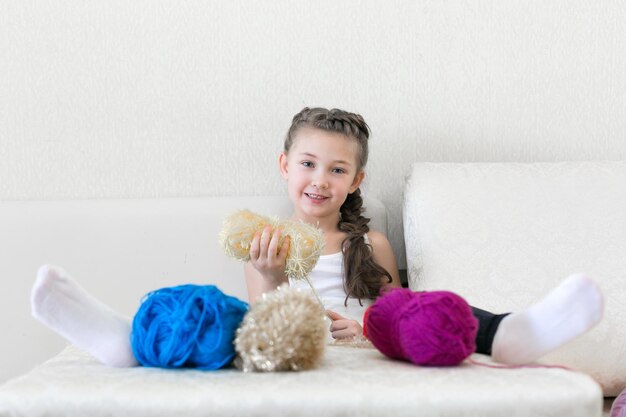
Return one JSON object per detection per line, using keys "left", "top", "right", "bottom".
{"left": 1, "top": 0, "right": 625, "bottom": 381}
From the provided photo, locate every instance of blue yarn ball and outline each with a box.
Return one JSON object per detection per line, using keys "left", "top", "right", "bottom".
{"left": 131, "top": 284, "right": 248, "bottom": 370}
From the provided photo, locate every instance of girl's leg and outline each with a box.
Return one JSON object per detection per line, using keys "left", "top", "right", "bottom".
{"left": 31, "top": 265, "right": 138, "bottom": 367}
{"left": 471, "top": 307, "right": 509, "bottom": 355}
{"left": 488, "top": 273, "right": 603, "bottom": 365}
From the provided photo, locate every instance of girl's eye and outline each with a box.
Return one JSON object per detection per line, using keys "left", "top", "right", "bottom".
{"left": 302, "top": 161, "right": 314, "bottom": 168}
{"left": 332, "top": 168, "right": 346, "bottom": 174}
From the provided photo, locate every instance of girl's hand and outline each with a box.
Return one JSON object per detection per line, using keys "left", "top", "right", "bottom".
{"left": 248, "top": 225, "right": 290, "bottom": 286}
{"left": 327, "top": 310, "right": 363, "bottom": 339}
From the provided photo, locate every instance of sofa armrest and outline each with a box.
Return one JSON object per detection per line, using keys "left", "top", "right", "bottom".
{"left": 403, "top": 161, "right": 626, "bottom": 395}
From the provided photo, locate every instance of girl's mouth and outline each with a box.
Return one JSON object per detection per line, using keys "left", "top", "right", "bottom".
{"left": 305, "top": 193, "right": 328, "bottom": 201}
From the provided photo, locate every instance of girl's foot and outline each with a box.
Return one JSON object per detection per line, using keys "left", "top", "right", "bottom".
{"left": 492, "top": 273, "right": 603, "bottom": 365}
{"left": 31, "top": 265, "right": 138, "bottom": 367}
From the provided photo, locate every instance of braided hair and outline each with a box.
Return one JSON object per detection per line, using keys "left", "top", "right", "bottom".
{"left": 284, "top": 107, "right": 393, "bottom": 304}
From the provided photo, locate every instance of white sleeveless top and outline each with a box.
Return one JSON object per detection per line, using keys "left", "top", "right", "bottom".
{"left": 288, "top": 236, "right": 374, "bottom": 325}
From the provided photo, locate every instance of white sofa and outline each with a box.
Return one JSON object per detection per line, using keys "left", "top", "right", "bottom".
{"left": 2, "top": 161, "right": 625, "bottom": 417}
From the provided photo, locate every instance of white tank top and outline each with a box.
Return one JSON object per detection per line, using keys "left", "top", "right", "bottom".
{"left": 288, "top": 235, "right": 374, "bottom": 325}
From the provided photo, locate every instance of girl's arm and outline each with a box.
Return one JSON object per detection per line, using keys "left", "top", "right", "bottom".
{"left": 368, "top": 230, "right": 402, "bottom": 289}
{"left": 244, "top": 226, "right": 290, "bottom": 305}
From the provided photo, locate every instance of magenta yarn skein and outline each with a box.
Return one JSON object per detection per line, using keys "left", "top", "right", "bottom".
{"left": 365, "top": 289, "right": 478, "bottom": 366}
{"left": 362, "top": 288, "right": 413, "bottom": 359}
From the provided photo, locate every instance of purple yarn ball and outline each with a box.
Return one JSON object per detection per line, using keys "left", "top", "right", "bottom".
{"left": 363, "top": 288, "right": 413, "bottom": 359}
{"left": 365, "top": 288, "right": 478, "bottom": 366}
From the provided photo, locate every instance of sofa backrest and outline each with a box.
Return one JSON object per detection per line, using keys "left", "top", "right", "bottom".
{"left": 0, "top": 195, "right": 387, "bottom": 383}
{"left": 403, "top": 161, "right": 626, "bottom": 395}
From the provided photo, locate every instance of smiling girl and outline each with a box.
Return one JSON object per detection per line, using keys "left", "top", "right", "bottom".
{"left": 244, "top": 107, "right": 603, "bottom": 364}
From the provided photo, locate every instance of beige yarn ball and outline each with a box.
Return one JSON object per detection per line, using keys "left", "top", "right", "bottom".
{"left": 219, "top": 210, "right": 270, "bottom": 260}
{"left": 219, "top": 210, "right": 325, "bottom": 280}
{"left": 234, "top": 285, "right": 327, "bottom": 372}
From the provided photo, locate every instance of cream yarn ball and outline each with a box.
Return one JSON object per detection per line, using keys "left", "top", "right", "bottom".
{"left": 234, "top": 285, "right": 326, "bottom": 372}
{"left": 219, "top": 210, "right": 325, "bottom": 280}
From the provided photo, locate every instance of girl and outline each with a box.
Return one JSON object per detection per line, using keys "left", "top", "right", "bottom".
{"left": 31, "top": 107, "right": 603, "bottom": 368}
{"left": 244, "top": 106, "right": 604, "bottom": 365}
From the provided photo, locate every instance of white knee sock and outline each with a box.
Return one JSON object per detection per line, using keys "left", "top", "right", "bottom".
{"left": 31, "top": 265, "right": 138, "bottom": 367}
{"left": 491, "top": 273, "right": 603, "bottom": 365}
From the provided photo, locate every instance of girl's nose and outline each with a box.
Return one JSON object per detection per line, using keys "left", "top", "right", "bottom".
{"left": 312, "top": 175, "right": 329, "bottom": 189}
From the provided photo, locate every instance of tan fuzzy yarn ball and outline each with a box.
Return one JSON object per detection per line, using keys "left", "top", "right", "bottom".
{"left": 234, "top": 285, "right": 327, "bottom": 372}
{"left": 219, "top": 210, "right": 325, "bottom": 280}
{"left": 219, "top": 210, "right": 269, "bottom": 260}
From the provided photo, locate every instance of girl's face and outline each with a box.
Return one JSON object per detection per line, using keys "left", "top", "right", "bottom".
{"left": 279, "top": 128, "right": 365, "bottom": 225}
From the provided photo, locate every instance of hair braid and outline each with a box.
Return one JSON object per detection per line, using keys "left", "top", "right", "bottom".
{"left": 339, "top": 190, "right": 392, "bottom": 304}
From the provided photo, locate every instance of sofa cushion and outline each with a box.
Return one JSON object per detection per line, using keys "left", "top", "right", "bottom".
{"left": 0, "top": 345, "right": 602, "bottom": 417}
{"left": 403, "top": 161, "right": 626, "bottom": 396}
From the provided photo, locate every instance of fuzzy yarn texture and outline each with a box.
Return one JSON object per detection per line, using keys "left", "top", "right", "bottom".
{"left": 364, "top": 288, "right": 478, "bottom": 366}
{"left": 131, "top": 284, "right": 248, "bottom": 370}
{"left": 219, "top": 209, "right": 325, "bottom": 280}
{"left": 234, "top": 285, "right": 327, "bottom": 372}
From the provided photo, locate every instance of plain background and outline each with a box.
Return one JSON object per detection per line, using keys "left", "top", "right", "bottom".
{"left": 1, "top": 1, "right": 625, "bottom": 382}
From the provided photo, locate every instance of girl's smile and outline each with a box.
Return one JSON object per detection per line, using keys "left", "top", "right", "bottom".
{"left": 304, "top": 192, "right": 328, "bottom": 203}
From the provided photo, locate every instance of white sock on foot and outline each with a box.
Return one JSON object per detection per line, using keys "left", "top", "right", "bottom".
{"left": 31, "top": 265, "right": 138, "bottom": 367}
{"left": 491, "top": 272, "right": 603, "bottom": 365}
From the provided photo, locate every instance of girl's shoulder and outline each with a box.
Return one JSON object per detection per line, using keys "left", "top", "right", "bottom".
{"left": 366, "top": 229, "right": 392, "bottom": 251}
{"left": 366, "top": 229, "right": 402, "bottom": 287}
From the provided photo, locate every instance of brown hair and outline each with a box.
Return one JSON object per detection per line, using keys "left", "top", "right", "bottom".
{"left": 284, "top": 107, "right": 392, "bottom": 304}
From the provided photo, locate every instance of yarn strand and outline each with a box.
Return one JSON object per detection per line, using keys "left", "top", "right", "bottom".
{"left": 303, "top": 275, "right": 331, "bottom": 319}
